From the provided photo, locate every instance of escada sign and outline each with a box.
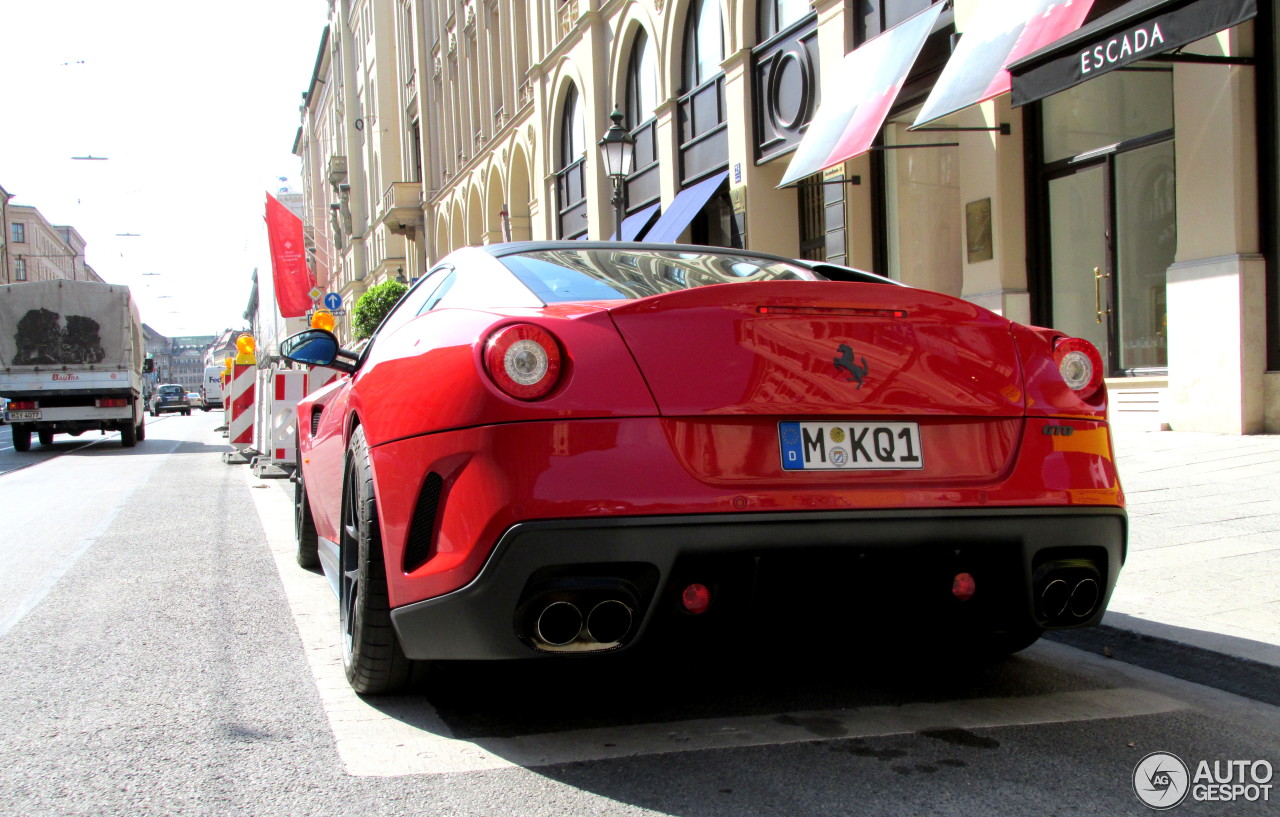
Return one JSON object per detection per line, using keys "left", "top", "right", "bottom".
{"left": 1009, "top": 0, "right": 1258, "bottom": 108}
{"left": 1080, "top": 23, "right": 1165, "bottom": 75}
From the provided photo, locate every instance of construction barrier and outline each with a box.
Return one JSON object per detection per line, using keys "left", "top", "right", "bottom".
{"left": 259, "top": 369, "right": 307, "bottom": 467}
{"left": 227, "top": 363, "right": 256, "bottom": 450}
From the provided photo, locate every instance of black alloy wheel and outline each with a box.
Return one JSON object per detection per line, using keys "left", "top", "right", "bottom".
{"left": 295, "top": 458, "right": 320, "bottom": 569}
{"left": 338, "top": 425, "right": 414, "bottom": 694}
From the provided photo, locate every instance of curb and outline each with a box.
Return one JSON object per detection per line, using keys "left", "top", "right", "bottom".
{"left": 1046, "top": 622, "right": 1280, "bottom": 707}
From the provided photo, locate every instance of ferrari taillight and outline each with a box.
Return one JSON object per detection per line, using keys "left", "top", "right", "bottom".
{"left": 1053, "top": 337, "right": 1104, "bottom": 397}
{"left": 483, "top": 323, "right": 563, "bottom": 400}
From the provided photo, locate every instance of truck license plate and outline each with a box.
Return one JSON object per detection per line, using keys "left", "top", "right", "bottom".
{"left": 779, "top": 421, "right": 924, "bottom": 471}
{"left": 8, "top": 410, "right": 41, "bottom": 421}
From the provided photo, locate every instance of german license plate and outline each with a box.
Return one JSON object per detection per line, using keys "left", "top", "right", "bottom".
{"left": 8, "top": 410, "right": 41, "bottom": 421}
{"left": 779, "top": 421, "right": 924, "bottom": 471}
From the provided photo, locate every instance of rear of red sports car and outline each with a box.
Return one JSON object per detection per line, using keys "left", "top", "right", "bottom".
{"left": 290, "top": 243, "right": 1125, "bottom": 693}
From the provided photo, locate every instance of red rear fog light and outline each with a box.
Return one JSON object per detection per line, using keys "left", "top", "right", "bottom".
{"left": 951, "top": 572, "right": 976, "bottom": 602}
{"left": 680, "top": 583, "right": 712, "bottom": 615}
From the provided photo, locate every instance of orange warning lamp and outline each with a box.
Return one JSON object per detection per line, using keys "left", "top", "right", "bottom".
{"left": 310, "top": 310, "right": 336, "bottom": 332}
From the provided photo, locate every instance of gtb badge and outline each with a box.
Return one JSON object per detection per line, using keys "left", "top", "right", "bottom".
{"left": 834, "top": 344, "right": 869, "bottom": 389}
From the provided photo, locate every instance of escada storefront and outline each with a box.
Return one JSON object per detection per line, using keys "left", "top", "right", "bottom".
{"left": 1010, "top": 0, "right": 1277, "bottom": 433}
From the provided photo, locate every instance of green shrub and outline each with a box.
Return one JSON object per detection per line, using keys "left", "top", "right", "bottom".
{"left": 351, "top": 279, "right": 408, "bottom": 339}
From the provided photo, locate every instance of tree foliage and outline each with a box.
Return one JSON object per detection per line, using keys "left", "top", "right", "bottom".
{"left": 351, "top": 280, "right": 408, "bottom": 339}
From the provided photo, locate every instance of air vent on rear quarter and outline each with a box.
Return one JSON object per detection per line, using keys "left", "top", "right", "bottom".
{"left": 403, "top": 472, "right": 444, "bottom": 573}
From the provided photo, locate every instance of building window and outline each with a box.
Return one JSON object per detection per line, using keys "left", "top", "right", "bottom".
{"left": 683, "top": 0, "right": 724, "bottom": 91}
{"left": 678, "top": 0, "right": 729, "bottom": 184}
{"left": 625, "top": 29, "right": 661, "bottom": 211}
{"left": 15, "top": 257, "right": 27, "bottom": 281}
{"left": 555, "top": 84, "right": 588, "bottom": 239}
{"left": 855, "top": 0, "right": 936, "bottom": 45}
{"left": 626, "top": 30, "right": 658, "bottom": 130}
{"left": 11, "top": 223, "right": 25, "bottom": 243}
{"left": 760, "top": 0, "right": 811, "bottom": 40}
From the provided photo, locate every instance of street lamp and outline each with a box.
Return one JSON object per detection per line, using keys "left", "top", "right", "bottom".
{"left": 598, "top": 108, "right": 636, "bottom": 240}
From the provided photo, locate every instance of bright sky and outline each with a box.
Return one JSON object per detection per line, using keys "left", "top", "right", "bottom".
{"left": 0, "top": 0, "right": 329, "bottom": 338}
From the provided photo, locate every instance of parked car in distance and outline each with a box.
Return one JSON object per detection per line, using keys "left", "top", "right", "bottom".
{"left": 187, "top": 391, "right": 204, "bottom": 410}
{"left": 149, "top": 384, "right": 190, "bottom": 416}
{"left": 283, "top": 241, "right": 1126, "bottom": 696}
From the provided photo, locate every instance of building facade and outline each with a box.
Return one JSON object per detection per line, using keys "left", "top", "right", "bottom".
{"left": 1, "top": 200, "right": 103, "bottom": 285}
{"left": 294, "top": 0, "right": 1280, "bottom": 434}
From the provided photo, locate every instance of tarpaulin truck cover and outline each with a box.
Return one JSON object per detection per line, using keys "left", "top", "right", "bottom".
{"left": 0, "top": 279, "right": 141, "bottom": 373}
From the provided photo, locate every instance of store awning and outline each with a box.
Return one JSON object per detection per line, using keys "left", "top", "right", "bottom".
{"left": 611, "top": 202, "right": 661, "bottom": 241}
{"left": 642, "top": 172, "right": 728, "bottom": 243}
{"left": 913, "top": 0, "right": 1095, "bottom": 127}
{"left": 778, "top": 4, "right": 944, "bottom": 188}
{"left": 1009, "top": 0, "right": 1257, "bottom": 107}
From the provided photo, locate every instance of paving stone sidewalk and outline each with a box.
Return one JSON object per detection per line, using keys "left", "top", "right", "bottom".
{"left": 1104, "top": 431, "right": 1280, "bottom": 668}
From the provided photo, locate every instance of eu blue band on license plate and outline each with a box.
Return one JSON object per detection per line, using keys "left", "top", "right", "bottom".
{"left": 779, "top": 421, "right": 924, "bottom": 471}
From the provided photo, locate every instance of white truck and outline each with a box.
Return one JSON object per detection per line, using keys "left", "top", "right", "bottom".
{"left": 0, "top": 279, "right": 150, "bottom": 451}
{"left": 202, "top": 364, "right": 224, "bottom": 410}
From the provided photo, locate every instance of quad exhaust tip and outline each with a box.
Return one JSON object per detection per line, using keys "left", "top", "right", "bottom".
{"left": 531, "top": 598, "right": 635, "bottom": 650}
{"left": 1038, "top": 574, "right": 1102, "bottom": 624}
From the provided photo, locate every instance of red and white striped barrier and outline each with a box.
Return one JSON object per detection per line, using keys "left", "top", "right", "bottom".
{"left": 268, "top": 370, "right": 308, "bottom": 466}
{"left": 307, "top": 366, "right": 342, "bottom": 395}
{"left": 227, "top": 363, "right": 256, "bottom": 449}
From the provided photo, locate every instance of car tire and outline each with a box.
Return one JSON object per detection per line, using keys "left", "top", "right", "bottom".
{"left": 137, "top": 415, "right": 146, "bottom": 442}
{"left": 339, "top": 425, "right": 415, "bottom": 695}
{"left": 38, "top": 430, "right": 54, "bottom": 447}
{"left": 295, "top": 461, "right": 320, "bottom": 569}
{"left": 184, "top": 409, "right": 191, "bottom": 416}
{"left": 121, "top": 417, "right": 138, "bottom": 448}
{"left": 12, "top": 425, "right": 31, "bottom": 452}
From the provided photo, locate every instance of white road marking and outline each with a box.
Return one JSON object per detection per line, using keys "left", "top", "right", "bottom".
{"left": 247, "top": 468, "right": 1188, "bottom": 778}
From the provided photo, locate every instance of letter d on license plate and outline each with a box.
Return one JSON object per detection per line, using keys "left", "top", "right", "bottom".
{"left": 779, "top": 421, "right": 924, "bottom": 471}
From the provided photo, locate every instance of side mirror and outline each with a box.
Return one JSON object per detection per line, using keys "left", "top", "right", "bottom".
{"left": 280, "top": 329, "right": 356, "bottom": 373}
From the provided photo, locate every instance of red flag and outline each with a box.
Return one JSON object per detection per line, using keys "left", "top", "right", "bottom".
{"left": 265, "top": 193, "right": 316, "bottom": 318}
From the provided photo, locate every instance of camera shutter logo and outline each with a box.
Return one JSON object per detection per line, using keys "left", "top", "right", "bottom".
{"left": 1134, "top": 752, "right": 1190, "bottom": 810}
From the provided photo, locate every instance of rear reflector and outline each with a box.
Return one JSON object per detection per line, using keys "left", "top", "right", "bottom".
{"left": 9, "top": 400, "right": 37, "bottom": 410}
{"left": 96, "top": 398, "right": 128, "bottom": 408}
{"left": 757, "top": 306, "right": 907, "bottom": 318}
{"left": 951, "top": 572, "right": 976, "bottom": 602}
{"left": 680, "top": 583, "right": 712, "bottom": 615}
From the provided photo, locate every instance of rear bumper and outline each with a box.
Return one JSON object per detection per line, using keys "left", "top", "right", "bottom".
{"left": 390, "top": 507, "right": 1126, "bottom": 660}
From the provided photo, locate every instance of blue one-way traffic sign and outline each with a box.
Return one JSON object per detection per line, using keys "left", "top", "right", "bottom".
{"left": 323, "top": 292, "right": 343, "bottom": 310}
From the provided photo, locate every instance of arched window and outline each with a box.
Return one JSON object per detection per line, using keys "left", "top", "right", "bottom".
{"left": 759, "top": 0, "right": 809, "bottom": 41}
{"left": 624, "top": 29, "right": 661, "bottom": 211}
{"left": 682, "top": 0, "right": 723, "bottom": 92}
{"left": 625, "top": 30, "right": 657, "bottom": 128}
{"left": 561, "top": 85, "right": 586, "bottom": 167}
{"left": 556, "top": 84, "right": 588, "bottom": 238}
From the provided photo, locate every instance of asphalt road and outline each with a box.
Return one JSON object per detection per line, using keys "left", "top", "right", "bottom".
{"left": 0, "top": 413, "right": 1277, "bottom": 816}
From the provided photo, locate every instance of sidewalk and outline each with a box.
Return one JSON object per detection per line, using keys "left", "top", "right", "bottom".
{"left": 1100, "top": 430, "right": 1280, "bottom": 669}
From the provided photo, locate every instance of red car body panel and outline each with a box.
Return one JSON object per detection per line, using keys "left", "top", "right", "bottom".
{"left": 359, "top": 415, "right": 1121, "bottom": 609}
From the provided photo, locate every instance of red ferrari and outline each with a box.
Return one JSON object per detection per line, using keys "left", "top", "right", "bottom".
{"left": 283, "top": 242, "right": 1125, "bottom": 695}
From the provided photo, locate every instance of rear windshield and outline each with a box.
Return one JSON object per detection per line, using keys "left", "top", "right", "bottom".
{"left": 159, "top": 385, "right": 184, "bottom": 395}
{"left": 499, "top": 249, "right": 817, "bottom": 304}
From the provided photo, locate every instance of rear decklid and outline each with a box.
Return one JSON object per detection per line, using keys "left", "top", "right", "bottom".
{"left": 606, "top": 281, "right": 1025, "bottom": 483}
{"left": 606, "top": 280, "right": 1024, "bottom": 418}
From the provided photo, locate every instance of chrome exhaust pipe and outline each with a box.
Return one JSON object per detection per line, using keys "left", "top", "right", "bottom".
{"left": 534, "top": 601, "right": 583, "bottom": 647}
{"left": 1040, "top": 578, "right": 1070, "bottom": 619}
{"left": 585, "top": 599, "right": 633, "bottom": 645}
{"left": 1068, "top": 578, "right": 1101, "bottom": 619}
